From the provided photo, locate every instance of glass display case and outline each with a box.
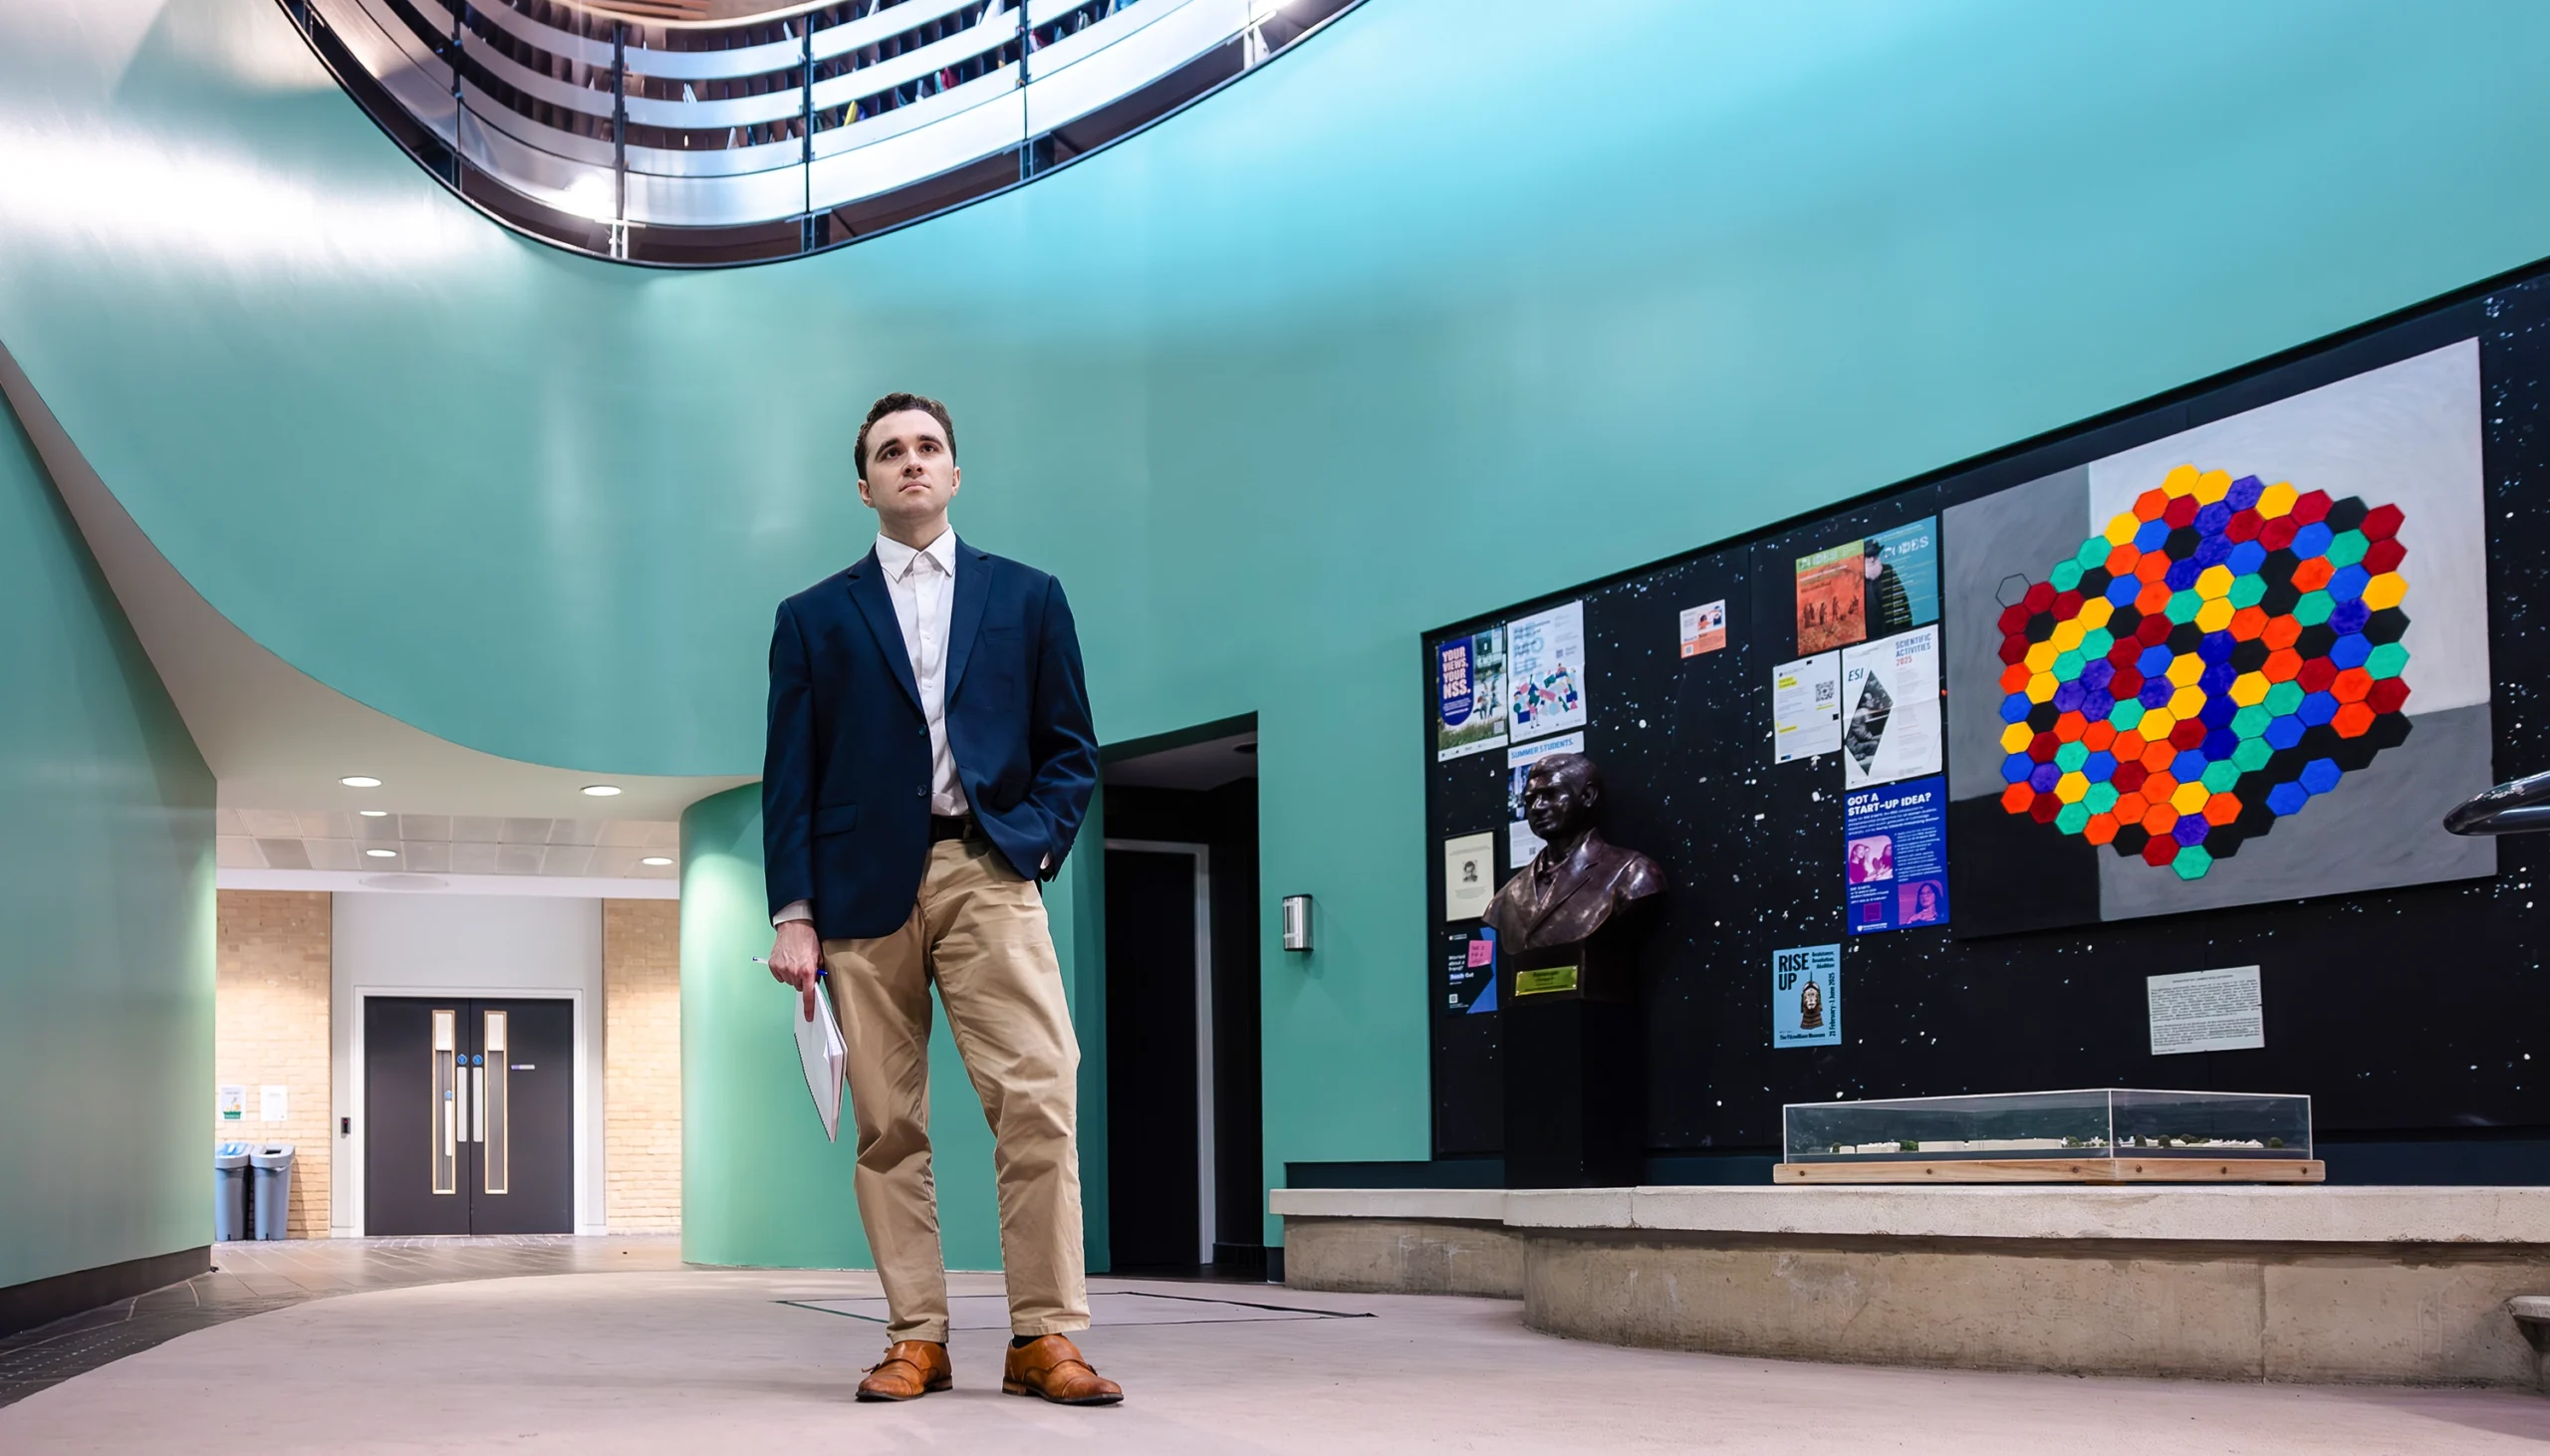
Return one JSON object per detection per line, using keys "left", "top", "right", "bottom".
{"left": 1777, "top": 1089, "right": 2320, "bottom": 1183}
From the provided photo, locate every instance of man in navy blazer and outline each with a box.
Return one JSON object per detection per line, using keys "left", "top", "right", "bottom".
{"left": 763, "top": 393, "right": 1117, "bottom": 1406}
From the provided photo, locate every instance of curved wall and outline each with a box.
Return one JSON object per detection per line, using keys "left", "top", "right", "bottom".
{"left": 0, "top": 394, "right": 214, "bottom": 1293}
{"left": 8, "top": 1, "right": 2550, "bottom": 1252}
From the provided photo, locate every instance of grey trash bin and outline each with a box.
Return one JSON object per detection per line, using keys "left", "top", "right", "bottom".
{"left": 249, "top": 1143, "right": 295, "bottom": 1240}
{"left": 214, "top": 1142, "right": 251, "bottom": 1242}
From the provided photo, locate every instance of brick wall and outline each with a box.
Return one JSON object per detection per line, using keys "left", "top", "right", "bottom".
{"left": 603, "top": 899, "right": 681, "bottom": 1230}
{"left": 214, "top": 890, "right": 332, "bottom": 1238}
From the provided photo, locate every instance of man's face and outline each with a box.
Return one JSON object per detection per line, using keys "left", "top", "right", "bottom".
{"left": 1863, "top": 550, "right": 1883, "bottom": 580}
{"left": 1522, "top": 762, "right": 1594, "bottom": 839}
{"left": 857, "top": 409, "right": 960, "bottom": 527}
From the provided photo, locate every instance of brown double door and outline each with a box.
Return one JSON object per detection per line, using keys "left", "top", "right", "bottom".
{"left": 364, "top": 998, "right": 575, "bottom": 1235}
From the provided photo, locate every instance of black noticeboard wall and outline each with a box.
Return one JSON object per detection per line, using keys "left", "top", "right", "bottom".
{"left": 1422, "top": 263, "right": 2550, "bottom": 1163}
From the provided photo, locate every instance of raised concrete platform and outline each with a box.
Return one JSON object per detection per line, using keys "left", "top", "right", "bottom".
{"left": 1273, "top": 1185, "right": 2550, "bottom": 1386}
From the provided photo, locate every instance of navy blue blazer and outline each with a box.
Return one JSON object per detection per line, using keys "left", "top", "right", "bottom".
{"left": 762, "top": 540, "right": 1098, "bottom": 940}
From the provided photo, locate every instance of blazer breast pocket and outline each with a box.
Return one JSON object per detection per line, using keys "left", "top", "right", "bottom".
{"left": 974, "top": 625, "right": 1027, "bottom": 686}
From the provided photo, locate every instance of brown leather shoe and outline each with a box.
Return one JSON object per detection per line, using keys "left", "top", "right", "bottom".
{"left": 1001, "top": 1334, "right": 1123, "bottom": 1405}
{"left": 856, "top": 1340, "right": 951, "bottom": 1401}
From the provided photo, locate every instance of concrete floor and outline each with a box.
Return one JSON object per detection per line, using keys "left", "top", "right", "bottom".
{"left": 4, "top": 1254, "right": 2549, "bottom": 1452}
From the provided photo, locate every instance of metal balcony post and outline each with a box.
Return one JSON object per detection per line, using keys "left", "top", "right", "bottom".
{"left": 800, "top": 20, "right": 817, "bottom": 252}
{"left": 1017, "top": 0, "right": 1033, "bottom": 182}
{"left": 611, "top": 21, "right": 629, "bottom": 260}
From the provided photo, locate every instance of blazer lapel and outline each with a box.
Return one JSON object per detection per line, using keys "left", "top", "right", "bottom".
{"left": 943, "top": 541, "right": 993, "bottom": 700}
{"left": 843, "top": 551, "right": 923, "bottom": 715}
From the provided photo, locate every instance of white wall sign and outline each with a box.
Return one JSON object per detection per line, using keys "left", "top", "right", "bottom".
{"left": 260, "top": 1084, "right": 289, "bottom": 1122}
{"left": 2147, "top": 965, "right": 2265, "bottom": 1056}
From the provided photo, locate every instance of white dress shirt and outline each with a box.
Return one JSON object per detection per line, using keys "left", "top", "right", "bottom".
{"left": 774, "top": 529, "right": 968, "bottom": 928}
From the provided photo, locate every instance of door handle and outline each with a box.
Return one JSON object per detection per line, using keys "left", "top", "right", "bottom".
{"left": 431, "top": 1009, "right": 458, "bottom": 1196}
{"left": 471, "top": 1063, "right": 486, "bottom": 1143}
{"left": 482, "top": 1012, "right": 510, "bottom": 1194}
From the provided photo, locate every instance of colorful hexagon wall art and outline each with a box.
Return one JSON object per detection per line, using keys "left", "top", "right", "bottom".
{"left": 1993, "top": 464, "right": 2412, "bottom": 880}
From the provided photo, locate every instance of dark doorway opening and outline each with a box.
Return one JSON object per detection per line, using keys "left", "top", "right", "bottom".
{"left": 364, "top": 997, "right": 575, "bottom": 1236}
{"left": 1102, "top": 719, "right": 1263, "bottom": 1278}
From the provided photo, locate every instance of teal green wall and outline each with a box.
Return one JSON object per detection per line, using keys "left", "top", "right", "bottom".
{"left": 679, "top": 784, "right": 1108, "bottom": 1270}
{"left": 7, "top": 1, "right": 2550, "bottom": 1255}
{"left": 0, "top": 395, "right": 214, "bottom": 1290}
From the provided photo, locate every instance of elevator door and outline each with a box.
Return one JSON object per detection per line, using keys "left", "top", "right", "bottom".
{"left": 365, "top": 998, "right": 575, "bottom": 1235}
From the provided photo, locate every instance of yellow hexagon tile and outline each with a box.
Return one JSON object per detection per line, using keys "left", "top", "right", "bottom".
{"left": 2362, "top": 572, "right": 2407, "bottom": 610}
{"left": 2229, "top": 672, "right": 2269, "bottom": 707}
{"left": 2256, "top": 481, "right": 2298, "bottom": 518}
{"left": 2166, "top": 653, "right": 2203, "bottom": 687}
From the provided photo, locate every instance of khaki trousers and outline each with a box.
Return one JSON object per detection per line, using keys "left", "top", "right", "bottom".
{"left": 821, "top": 836, "right": 1088, "bottom": 1343}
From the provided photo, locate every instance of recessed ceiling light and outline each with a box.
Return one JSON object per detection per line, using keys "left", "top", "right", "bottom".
{"left": 360, "top": 810, "right": 389, "bottom": 818}
{"left": 365, "top": 848, "right": 398, "bottom": 858}
{"left": 581, "top": 785, "right": 623, "bottom": 798}
{"left": 640, "top": 856, "right": 673, "bottom": 866}
{"left": 341, "top": 776, "right": 382, "bottom": 788}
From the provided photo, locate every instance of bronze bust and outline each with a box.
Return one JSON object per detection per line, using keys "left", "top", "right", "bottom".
{"left": 1483, "top": 754, "right": 1665, "bottom": 952}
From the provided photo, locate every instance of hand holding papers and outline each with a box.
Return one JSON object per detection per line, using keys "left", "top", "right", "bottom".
{"left": 794, "top": 972, "right": 848, "bottom": 1142}
{"left": 759, "top": 957, "right": 847, "bottom": 1142}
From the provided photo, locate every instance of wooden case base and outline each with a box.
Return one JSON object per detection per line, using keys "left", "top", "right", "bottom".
{"left": 1774, "top": 1156, "right": 2326, "bottom": 1185}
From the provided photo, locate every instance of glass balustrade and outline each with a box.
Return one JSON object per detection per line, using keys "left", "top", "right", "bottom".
{"left": 278, "top": 0, "right": 1357, "bottom": 264}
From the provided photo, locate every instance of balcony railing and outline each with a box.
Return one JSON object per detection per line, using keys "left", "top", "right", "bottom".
{"left": 279, "top": 0, "right": 1357, "bottom": 265}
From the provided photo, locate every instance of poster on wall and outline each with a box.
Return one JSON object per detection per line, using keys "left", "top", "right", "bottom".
{"left": 1679, "top": 600, "right": 1727, "bottom": 657}
{"left": 1771, "top": 651, "right": 1843, "bottom": 764}
{"left": 1435, "top": 628, "right": 1508, "bottom": 761}
{"left": 1771, "top": 944, "right": 1842, "bottom": 1048}
{"left": 1940, "top": 339, "right": 2496, "bottom": 935}
{"left": 1840, "top": 626, "right": 1943, "bottom": 788}
{"left": 1866, "top": 519, "right": 1940, "bottom": 635}
{"left": 2147, "top": 965, "right": 2266, "bottom": 1055}
{"left": 1845, "top": 775, "right": 1949, "bottom": 933}
{"left": 1794, "top": 543, "right": 1866, "bottom": 653}
{"left": 1506, "top": 731, "right": 1586, "bottom": 863}
{"left": 217, "top": 1085, "right": 245, "bottom": 1122}
{"left": 1442, "top": 832, "right": 1497, "bottom": 920}
{"left": 1443, "top": 926, "right": 1499, "bottom": 1015}
{"left": 1507, "top": 602, "right": 1588, "bottom": 741}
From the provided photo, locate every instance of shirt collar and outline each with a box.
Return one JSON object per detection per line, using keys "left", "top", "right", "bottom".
{"left": 874, "top": 528, "right": 957, "bottom": 581}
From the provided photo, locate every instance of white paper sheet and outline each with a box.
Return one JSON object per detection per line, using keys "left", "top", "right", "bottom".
{"left": 1771, "top": 651, "right": 1842, "bottom": 764}
{"left": 1507, "top": 601, "right": 1589, "bottom": 741}
{"left": 794, "top": 979, "right": 848, "bottom": 1142}
{"left": 1840, "top": 626, "right": 1942, "bottom": 788}
{"left": 2147, "top": 966, "right": 2266, "bottom": 1056}
{"left": 1442, "top": 833, "right": 1497, "bottom": 920}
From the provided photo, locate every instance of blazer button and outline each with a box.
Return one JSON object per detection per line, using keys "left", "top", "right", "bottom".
{"left": 914, "top": 785, "right": 925, "bottom": 797}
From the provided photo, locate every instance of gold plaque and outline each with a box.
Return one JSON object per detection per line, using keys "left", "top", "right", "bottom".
{"left": 1514, "top": 964, "right": 1579, "bottom": 997}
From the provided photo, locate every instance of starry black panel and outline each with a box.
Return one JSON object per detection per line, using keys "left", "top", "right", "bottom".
{"left": 1425, "top": 273, "right": 2550, "bottom": 1157}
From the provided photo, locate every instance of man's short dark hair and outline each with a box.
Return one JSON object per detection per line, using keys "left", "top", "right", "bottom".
{"left": 857, "top": 392, "right": 956, "bottom": 480}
